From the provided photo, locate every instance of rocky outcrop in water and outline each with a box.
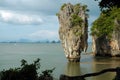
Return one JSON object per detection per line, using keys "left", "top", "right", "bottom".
{"left": 92, "top": 35, "right": 112, "bottom": 56}
{"left": 91, "top": 9, "right": 120, "bottom": 57}
{"left": 57, "top": 3, "right": 88, "bottom": 62}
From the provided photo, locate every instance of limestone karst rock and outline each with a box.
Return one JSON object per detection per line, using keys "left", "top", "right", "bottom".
{"left": 92, "top": 19, "right": 120, "bottom": 57}
{"left": 57, "top": 3, "right": 88, "bottom": 62}
{"left": 91, "top": 8, "right": 120, "bottom": 57}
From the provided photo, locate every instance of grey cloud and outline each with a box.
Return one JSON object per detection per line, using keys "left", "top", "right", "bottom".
{"left": 0, "top": 0, "right": 100, "bottom": 16}
{"left": 0, "top": 0, "right": 100, "bottom": 25}
{"left": 0, "top": 0, "right": 59, "bottom": 15}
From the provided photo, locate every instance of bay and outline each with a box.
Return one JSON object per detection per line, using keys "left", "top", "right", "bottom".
{"left": 0, "top": 43, "right": 120, "bottom": 80}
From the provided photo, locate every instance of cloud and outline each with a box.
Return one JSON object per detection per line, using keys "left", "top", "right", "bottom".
{"left": 0, "top": 0, "right": 100, "bottom": 15}
{"left": 29, "top": 30, "right": 59, "bottom": 41}
{"left": 0, "top": 10, "right": 43, "bottom": 25}
{"left": 0, "top": 0, "right": 58, "bottom": 15}
{"left": 0, "top": 0, "right": 100, "bottom": 26}
{"left": 0, "top": 0, "right": 100, "bottom": 42}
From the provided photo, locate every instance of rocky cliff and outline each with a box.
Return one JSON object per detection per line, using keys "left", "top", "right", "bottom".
{"left": 57, "top": 3, "right": 88, "bottom": 62}
{"left": 91, "top": 8, "right": 120, "bottom": 57}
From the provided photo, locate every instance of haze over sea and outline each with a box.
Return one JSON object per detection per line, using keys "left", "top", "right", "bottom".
{"left": 0, "top": 43, "right": 120, "bottom": 80}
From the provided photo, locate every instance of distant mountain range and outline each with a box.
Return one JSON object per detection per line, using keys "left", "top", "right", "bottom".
{"left": 0, "top": 39, "right": 61, "bottom": 43}
{"left": 0, "top": 38, "right": 92, "bottom": 44}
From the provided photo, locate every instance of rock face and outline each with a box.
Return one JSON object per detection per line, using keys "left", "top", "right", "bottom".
{"left": 57, "top": 3, "right": 88, "bottom": 62}
{"left": 92, "top": 19, "right": 120, "bottom": 56}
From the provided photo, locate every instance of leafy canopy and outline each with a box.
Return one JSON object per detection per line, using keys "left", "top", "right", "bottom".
{"left": 70, "top": 14, "right": 83, "bottom": 26}
{"left": 95, "top": 0, "right": 120, "bottom": 11}
{"left": 91, "top": 7, "right": 120, "bottom": 38}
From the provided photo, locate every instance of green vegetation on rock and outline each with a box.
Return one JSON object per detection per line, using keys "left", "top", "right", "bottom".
{"left": 70, "top": 14, "right": 83, "bottom": 26}
{"left": 91, "top": 7, "right": 120, "bottom": 38}
{"left": 56, "top": 13, "right": 59, "bottom": 16}
{"left": 61, "top": 3, "right": 67, "bottom": 10}
{"left": 74, "top": 3, "right": 81, "bottom": 14}
{"left": 82, "top": 5, "right": 89, "bottom": 11}
{"left": 73, "top": 26, "right": 82, "bottom": 36}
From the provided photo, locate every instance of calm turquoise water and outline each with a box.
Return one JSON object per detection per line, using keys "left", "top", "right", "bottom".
{"left": 0, "top": 43, "right": 120, "bottom": 80}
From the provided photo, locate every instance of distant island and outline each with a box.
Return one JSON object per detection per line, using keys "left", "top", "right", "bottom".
{"left": 0, "top": 40, "right": 61, "bottom": 43}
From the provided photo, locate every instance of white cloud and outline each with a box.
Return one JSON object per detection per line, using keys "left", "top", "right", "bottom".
{"left": 0, "top": 0, "right": 100, "bottom": 15}
{"left": 0, "top": 0, "right": 100, "bottom": 42}
{"left": 29, "top": 30, "right": 59, "bottom": 41}
{"left": 0, "top": 10, "right": 43, "bottom": 25}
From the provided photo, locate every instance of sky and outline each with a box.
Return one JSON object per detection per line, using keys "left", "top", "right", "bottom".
{"left": 0, "top": 0, "right": 100, "bottom": 42}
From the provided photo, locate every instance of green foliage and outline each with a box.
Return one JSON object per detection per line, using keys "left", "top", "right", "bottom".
{"left": 91, "top": 7, "right": 120, "bottom": 38}
{"left": 39, "top": 68, "right": 55, "bottom": 80}
{"left": 74, "top": 3, "right": 89, "bottom": 16}
{"left": 74, "top": 3, "right": 81, "bottom": 14}
{"left": 61, "top": 3, "right": 67, "bottom": 10}
{"left": 82, "top": 5, "right": 89, "bottom": 12}
{"left": 56, "top": 13, "right": 59, "bottom": 16}
{"left": 70, "top": 4, "right": 88, "bottom": 27}
{"left": 73, "top": 26, "right": 82, "bottom": 36}
{"left": 0, "top": 59, "right": 40, "bottom": 80}
{"left": 0, "top": 58, "right": 54, "bottom": 80}
{"left": 21, "top": 59, "right": 27, "bottom": 66}
{"left": 95, "top": 0, "right": 120, "bottom": 11}
{"left": 70, "top": 14, "right": 83, "bottom": 26}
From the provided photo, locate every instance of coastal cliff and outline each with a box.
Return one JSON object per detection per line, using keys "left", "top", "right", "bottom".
{"left": 57, "top": 3, "right": 88, "bottom": 62}
{"left": 91, "top": 8, "right": 120, "bottom": 57}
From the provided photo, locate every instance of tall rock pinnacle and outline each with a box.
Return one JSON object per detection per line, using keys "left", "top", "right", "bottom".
{"left": 57, "top": 3, "right": 88, "bottom": 62}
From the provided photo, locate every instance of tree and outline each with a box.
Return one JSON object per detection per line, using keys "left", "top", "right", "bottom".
{"left": 0, "top": 58, "right": 54, "bottom": 80}
{"left": 95, "top": 0, "right": 120, "bottom": 11}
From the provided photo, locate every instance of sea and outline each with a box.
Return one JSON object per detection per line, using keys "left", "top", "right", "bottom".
{"left": 0, "top": 43, "right": 120, "bottom": 80}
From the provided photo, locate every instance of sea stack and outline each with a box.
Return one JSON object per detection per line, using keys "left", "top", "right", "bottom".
{"left": 57, "top": 3, "right": 88, "bottom": 62}
{"left": 91, "top": 8, "right": 120, "bottom": 57}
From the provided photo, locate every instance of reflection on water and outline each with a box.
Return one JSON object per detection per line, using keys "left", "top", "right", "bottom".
{"left": 91, "top": 57, "right": 120, "bottom": 80}
{"left": 64, "top": 62, "right": 80, "bottom": 76}
{"left": 63, "top": 56, "right": 120, "bottom": 80}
